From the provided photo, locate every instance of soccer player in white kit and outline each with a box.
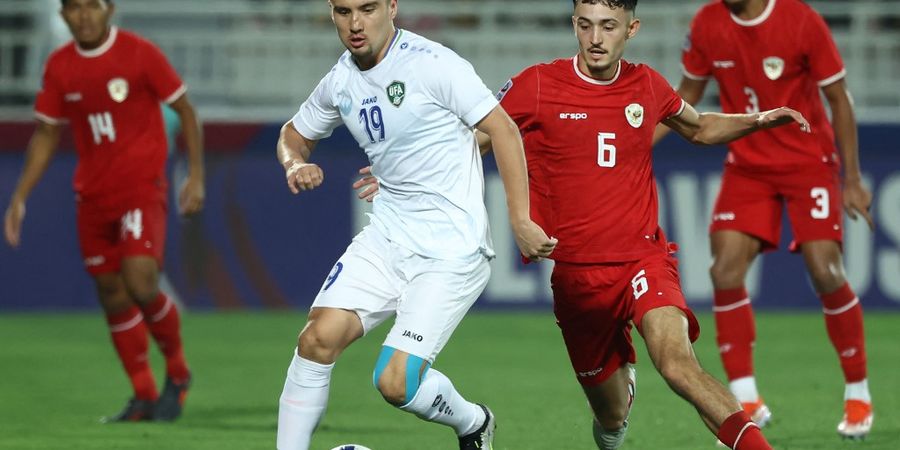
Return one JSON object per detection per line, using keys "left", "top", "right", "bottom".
{"left": 274, "top": 1, "right": 557, "bottom": 449}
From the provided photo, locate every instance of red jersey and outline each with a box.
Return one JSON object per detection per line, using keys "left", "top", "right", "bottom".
{"left": 34, "top": 27, "right": 185, "bottom": 202}
{"left": 500, "top": 57, "right": 685, "bottom": 263}
{"left": 682, "top": 0, "right": 844, "bottom": 169}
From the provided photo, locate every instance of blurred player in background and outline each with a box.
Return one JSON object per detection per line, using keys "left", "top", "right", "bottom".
{"left": 3, "top": 0, "right": 204, "bottom": 422}
{"left": 655, "top": 0, "right": 874, "bottom": 439}
{"left": 274, "top": 0, "right": 555, "bottom": 449}
{"left": 473, "top": 0, "right": 811, "bottom": 448}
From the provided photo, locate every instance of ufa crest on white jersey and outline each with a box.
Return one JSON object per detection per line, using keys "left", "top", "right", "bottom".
{"left": 292, "top": 30, "right": 499, "bottom": 260}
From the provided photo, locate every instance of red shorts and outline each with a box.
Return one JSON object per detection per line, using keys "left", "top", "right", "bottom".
{"left": 710, "top": 163, "right": 843, "bottom": 252}
{"left": 550, "top": 253, "right": 700, "bottom": 387}
{"left": 76, "top": 192, "right": 167, "bottom": 276}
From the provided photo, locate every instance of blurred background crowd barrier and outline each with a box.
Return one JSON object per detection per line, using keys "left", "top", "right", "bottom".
{"left": 1, "top": 0, "right": 898, "bottom": 311}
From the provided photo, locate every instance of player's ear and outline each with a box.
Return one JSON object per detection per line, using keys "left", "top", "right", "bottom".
{"left": 626, "top": 18, "right": 640, "bottom": 40}
{"left": 389, "top": 0, "right": 398, "bottom": 20}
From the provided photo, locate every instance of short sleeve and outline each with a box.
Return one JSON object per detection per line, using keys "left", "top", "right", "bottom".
{"left": 802, "top": 11, "right": 845, "bottom": 87}
{"left": 649, "top": 69, "right": 686, "bottom": 121}
{"left": 291, "top": 69, "right": 341, "bottom": 141}
{"left": 141, "top": 40, "right": 186, "bottom": 104}
{"left": 34, "top": 58, "right": 65, "bottom": 124}
{"left": 421, "top": 48, "right": 498, "bottom": 128}
{"left": 498, "top": 66, "right": 540, "bottom": 131}
{"left": 681, "top": 14, "right": 712, "bottom": 81}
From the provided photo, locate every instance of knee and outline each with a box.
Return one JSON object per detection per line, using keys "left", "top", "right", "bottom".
{"left": 595, "top": 407, "right": 628, "bottom": 431}
{"left": 372, "top": 347, "right": 430, "bottom": 406}
{"left": 807, "top": 262, "right": 845, "bottom": 294}
{"left": 94, "top": 276, "right": 132, "bottom": 314}
{"left": 297, "top": 327, "right": 342, "bottom": 364}
{"left": 709, "top": 258, "right": 746, "bottom": 288}
{"left": 121, "top": 269, "right": 159, "bottom": 304}
{"left": 376, "top": 370, "right": 408, "bottom": 406}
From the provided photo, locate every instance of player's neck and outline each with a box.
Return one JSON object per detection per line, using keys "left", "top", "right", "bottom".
{"left": 76, "top": 26, "right": 112, "bottom": 51}
{"left": 578, "top": 56, "right": 620, "bottom": 82}
{"left": 729, "top": 0, "right": 768, "bottom": 21}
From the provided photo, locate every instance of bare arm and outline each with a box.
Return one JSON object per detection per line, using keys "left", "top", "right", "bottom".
{"left": 823, "top": 79, "right": 873, "bottom": 229}
{"left": 663, "top": 101, "right": 810, "bottom": 146}
{"left": 475, "top": 106, "right": 556, "bottom": 260}
{"left": 476, "top": 130, "right": 493, "bottom": 156}
{"left": 652, "top": 77, "right": 708, "bottom": 146}
{"left": 4, "top": 120, "right": 62, "bottom": 247}
{"left": 168, "top": 94, "right": 205, "bottom": 215}
{"left": 277, "top": 121, "right": 324, "bottom": 194}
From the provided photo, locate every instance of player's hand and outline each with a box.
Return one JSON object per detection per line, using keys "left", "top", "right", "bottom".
{"left": 351, "top": 166, "right": 379, "bottom": 202}
{"left": 4, "top": 198, "right": 25, "bottom": 248}
{"left": 512, "top": 219, "right": 558, "bottom": 262}
{"left": 843, "top": 178, "right": 874, "bottom": 230}
{"left": 756, "top": 107, "right": 811, "bottom": 133}
{"left": 284, "top": 159, "right": 324, "bottom": 194}
{"left": 178, "top": 175, "right": 205, "bottom": 216}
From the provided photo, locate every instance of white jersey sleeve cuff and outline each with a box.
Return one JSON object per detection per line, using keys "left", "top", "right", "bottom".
{"left": 163, "top": 85, "right": 187, "bottom": 104}
{"left": 34, "top": 111, "right": 66, "bottom": 125}
{"left": 667, "top": 99, "right": 687, "bottom": 119}
{"left": 817, "top": 68, "right": 847, "bottom": 87}
{"left": 461, "top": 96, "right": 499, "bottom": 128}
{"left": 291, "top": 112, "right": 333, "bottom": 141}
{"left": 681, "top": 64, "right": 711, "bottom": 81}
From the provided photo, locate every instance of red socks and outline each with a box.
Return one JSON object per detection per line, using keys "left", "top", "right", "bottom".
{"left": 106, "top": 306, "right": 157, "bottom": 401}
{"left": 717, "top": 411, "right": 772, "bottom": 450}
{"left": 820, "top": 283, "right": 867, "bottom": 382}
{"left": 713, "top": 287, "right": 755, "bottom": 380}
{"left": 141, "top": 293, "right": 190, "bottom": 382}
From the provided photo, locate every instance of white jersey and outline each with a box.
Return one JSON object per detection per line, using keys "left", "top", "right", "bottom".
{"left": 292, "top": 30, "right": 498, "bottom": 260}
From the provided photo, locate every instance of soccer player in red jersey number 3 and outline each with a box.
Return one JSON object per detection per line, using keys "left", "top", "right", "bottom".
{"left": 3, "top": 0, "right": 204, "bottom": 422}
{"left": 655, "top": 0, "right": 875, "bottom": 439}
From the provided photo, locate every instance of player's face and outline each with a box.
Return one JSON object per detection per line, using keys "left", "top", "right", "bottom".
{"left": 60, "top": 0, "right": 114, "bottom": 49}
{"left": 330, "top": 0, "right": 398, "bottom": 70}
{"left": 572, "top": 2, "right": 639, "bottom": 79}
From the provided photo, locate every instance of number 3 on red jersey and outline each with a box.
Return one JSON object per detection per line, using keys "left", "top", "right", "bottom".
{"left": 88, "top": 112, "right": 116, "bottom": 145}
{"left": 598, "top": 132, "right": 616, "bottom": 168}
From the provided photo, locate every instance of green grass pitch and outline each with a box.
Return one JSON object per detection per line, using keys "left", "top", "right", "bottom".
{"left": 0, "top": 311, "right": 897, "bottom": 449}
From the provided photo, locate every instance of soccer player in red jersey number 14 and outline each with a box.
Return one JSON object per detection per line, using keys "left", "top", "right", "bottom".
{"left": 478, "top": 1, "right": 812, "bottom": 448}
{"left": 655, "top": 0, "right": 875, "bottom": 439}
{"left": 3, "top": 0, "right": 204, "bottom": 422}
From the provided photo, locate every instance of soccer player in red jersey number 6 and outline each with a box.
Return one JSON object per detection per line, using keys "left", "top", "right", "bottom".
{"left": 655, "top": 0, "right": 875, "bottom": 439}
{"left": 3, "top": 0, "right": 204, "bottom": 422}
{"left": 479, "top": 1, "right": 809, "bottom": 448}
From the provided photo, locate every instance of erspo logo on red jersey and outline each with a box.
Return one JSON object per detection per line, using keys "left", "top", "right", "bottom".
{"left": 559, "top": 112, "right": 588, "bottom": 120}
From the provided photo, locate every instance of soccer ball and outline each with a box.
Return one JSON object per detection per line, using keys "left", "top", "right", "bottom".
{"left": 330, "top": 445, "right": 373, "bottom": 450}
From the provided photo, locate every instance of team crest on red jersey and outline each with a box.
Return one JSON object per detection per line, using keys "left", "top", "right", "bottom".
{"left": 763, "top": 57, "right": 785, "bottom": 80}
{"left": 107, "top": 78, "right": 129, "bottom": 103}
{"left": 625, "top": 103, "right": 644, "bottom": 128}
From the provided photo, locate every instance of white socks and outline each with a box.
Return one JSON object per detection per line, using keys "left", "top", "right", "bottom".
{"left": 277, "top": 352, "right": 335, "bottom": 450}
{"left": 845, "top": 379, "right": 871, "bottom": 402}
{"left": 399, "top": 368, "right": 485, "bottom": 436}
{"left": 729, "top": 376, "right": 760, "bottom": 404}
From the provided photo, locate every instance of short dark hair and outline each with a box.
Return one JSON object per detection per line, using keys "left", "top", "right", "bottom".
{"left": 572, "top": 0, "right": 637, "bottom": 12}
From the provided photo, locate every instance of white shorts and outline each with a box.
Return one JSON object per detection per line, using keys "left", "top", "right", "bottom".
{"left": 312, "top": 225, "right": 491, "bottom": 363}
